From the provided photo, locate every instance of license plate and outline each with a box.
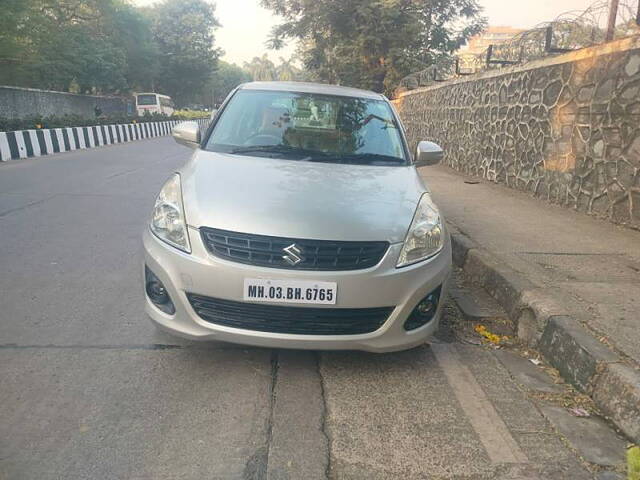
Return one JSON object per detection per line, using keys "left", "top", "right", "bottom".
{"left": 243, "top": 278, "right": 337, "bottom": 305}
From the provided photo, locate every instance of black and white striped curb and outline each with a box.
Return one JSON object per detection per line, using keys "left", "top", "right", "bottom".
{"left": 0, "top": 118, "right": 210, "bottom": 162}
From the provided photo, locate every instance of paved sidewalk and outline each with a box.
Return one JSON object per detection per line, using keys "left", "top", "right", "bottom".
{"left": 420, "top": 164, "right": 640, "bottom": 442}
{"left": 422, "top": 164, "right": 640, "bottom": 365}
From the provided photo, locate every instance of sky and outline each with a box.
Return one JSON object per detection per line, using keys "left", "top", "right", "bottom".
{"left": 479, "top": 0, "right": 602, "bottom": 28}
{"left": 132, "top": 0, "right": 295, "bottom": 66}
{"left": 133, "top": 0, "right": 600, "bottom": 66}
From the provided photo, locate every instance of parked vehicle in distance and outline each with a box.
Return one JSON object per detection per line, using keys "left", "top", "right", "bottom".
{"left": 135, "top": 93, "right": 175, "bottom": 116}
{"left": 143, "top": 81, "right": 451, "bottom": 352}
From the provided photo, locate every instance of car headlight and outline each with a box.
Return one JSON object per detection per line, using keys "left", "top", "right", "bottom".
{"left": 397, "top": 194, "right": 443, "bottom": 267}
{"left": 150, "top": 173, "right": 191, "bottom": 253}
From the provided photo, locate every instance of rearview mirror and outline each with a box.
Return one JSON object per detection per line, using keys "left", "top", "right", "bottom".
{"left": 172, "top": 121, "right": 200, "bottom": 149}
{"left": 415, "top": 141, "right": 444, "bottom": 167}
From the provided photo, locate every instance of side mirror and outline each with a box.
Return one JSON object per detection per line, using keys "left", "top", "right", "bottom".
{"left": 172, "top": 121, "right": 200, "bottom": 149}
{"left": 415, "top": 141, "right": 444, "bottom": 167}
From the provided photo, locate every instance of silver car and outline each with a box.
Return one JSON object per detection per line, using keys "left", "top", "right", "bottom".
{"left": 143, "top": 81, "right": 452, "bottom": 352}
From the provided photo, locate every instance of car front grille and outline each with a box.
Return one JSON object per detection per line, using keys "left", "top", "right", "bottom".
{"left": 186, "top": 293, "right": 394, "bottom": 335}
{"left": 200, "top": 227, "right": 389, "bottom": 271}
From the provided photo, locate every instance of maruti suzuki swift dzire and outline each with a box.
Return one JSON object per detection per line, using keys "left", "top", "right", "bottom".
{"left": 143, "top": 81, "right": 451, "bottom": 352}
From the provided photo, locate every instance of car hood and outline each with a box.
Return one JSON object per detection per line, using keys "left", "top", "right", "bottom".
{"left": 180, "top": 150, "right": 428, "bottom": 243}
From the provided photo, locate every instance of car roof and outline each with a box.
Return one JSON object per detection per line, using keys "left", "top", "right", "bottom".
{"left": 238, "top": 81, "right": 385, "bottom": 100}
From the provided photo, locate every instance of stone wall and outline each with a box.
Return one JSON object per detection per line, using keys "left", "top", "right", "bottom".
{"left": 0, "top": 85, "right": 128, "bottom": 119}
{"left": 394, "top": 36, "right": 640, "bottom": 229}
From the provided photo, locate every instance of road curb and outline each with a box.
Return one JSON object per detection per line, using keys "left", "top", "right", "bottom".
{"left": 538, "top": 316, "right": 619, "bottom": 392}
{"left": 594, "top": 363, "right": 640, "bottom": 442}
{"left": 449, "top": 228, "right": 640, "bottom": 444}
{"left": 0, "top": 118, "right": 209, "bottom": 162}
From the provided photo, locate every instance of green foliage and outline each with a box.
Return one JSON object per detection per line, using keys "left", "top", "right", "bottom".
{"left": 111, "top": 2, "right": 160, "bottom": 92}
{"left": 244, "top": 54, "right": 278, "bottom": 81}
{"left": 0, "top": 0, "right": 220, "bottom": 105}
{"left": 172, "top": 110, "right": 211, "bottom": 119}
{"left": 629, "top": 446, "right": 640, "bottom": 480}
{"left": 0, "top": 1, "right": 153, "bottom": 93}
{"left": 209, "top": 61, "right": 252, "bottom": 105}
{"left": 206, "top": 56, "right": 308, "bottom": 106}
{"left": 243, "top": 54, "right": 308, "bottom": 83}
{"left": 276, "top": 57, "right": 301, "bottom": 81}
{"left": 261, "top": 0, "right": 486, "bottom": 95}
{"left": 0, "top": 112, "right": 200, "bottom": 133}
{"left": 146, "top": 0, "right": 222, "bottom": 107}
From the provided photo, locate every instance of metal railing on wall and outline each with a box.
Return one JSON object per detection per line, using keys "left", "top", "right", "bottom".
{"left": 397, "top": 0, "right": 640, "bottom": 93}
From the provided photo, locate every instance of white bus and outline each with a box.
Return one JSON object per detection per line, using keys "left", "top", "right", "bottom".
{"left": 135, "top": 93, "right": 175, "bottom": 116}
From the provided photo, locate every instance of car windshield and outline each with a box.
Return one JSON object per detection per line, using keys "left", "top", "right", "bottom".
{"left": 204, "top": 89, "right": 407, "bottom": 165}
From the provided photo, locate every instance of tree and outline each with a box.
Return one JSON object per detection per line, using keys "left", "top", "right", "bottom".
{"left": 208, "top": 61, "right": 252, "bottom": 105}
{"left": 146, "top": 0, "right": 222, "bottom": 106}
{"left": 242, "top": 55, "right": 308, "bottom": 82}
{"left": 0, "top": 0, "right": 160, "bottom": 93}
{"left": 261, "top": 0, "right": 486, "bottom": 95}
{"left": 110, "top": 3, "right": 160, "bottom": 92}
{"left": 244, "top": 54, "right": 277, "bottom": 81}
{"left": 276, "top": 57, "right": 297, "bottom": 81}
{"left": 0, "top": 0, "right": 221, "bottom": 103}
{"left": 0, "top": 0, "right": 34, "bottom": 86}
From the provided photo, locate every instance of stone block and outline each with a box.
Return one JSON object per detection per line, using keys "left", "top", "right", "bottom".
{"left": 463, "top": 249, "right": 537, "bottom": 319}
{"left": 538, "top": 316, "right": 618, "bottom": 393}
{"left": 516, "top": 289, "right": 570, "bottom": 346}
{"left": 593, "top": 363, "right": 640, "bottom": 444}
{"left": 450, "top": 232, "right": 476, "bottom": 267}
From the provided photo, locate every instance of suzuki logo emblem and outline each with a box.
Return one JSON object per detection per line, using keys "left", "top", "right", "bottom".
{"left": 282, "top": 244, "right": 304, "bottom": 266}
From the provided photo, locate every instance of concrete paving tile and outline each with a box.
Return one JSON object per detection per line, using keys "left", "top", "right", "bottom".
{"left": 321, "top": 347, "right": 493, "bottom": 479}
{"left": 493, "top": 349, "right": 565, "bottom": 394}
{"left": 540, "top": 406, "right": 627, "bottom": 467}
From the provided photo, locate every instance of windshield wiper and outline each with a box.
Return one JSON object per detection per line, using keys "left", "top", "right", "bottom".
{"left": 231, "top": 145, "right": 291, "bottom": 154}
{"left": 229, "top": 146, "right": 404, "bottom": 165}
{"left": 230, "top": 145, "right": 326, "bottom": 158}
{"left": 314, "top": 153, "right": 406, "bottom": 165}
{"left": 230, "top": 145, "right": 340, "bottom": 163}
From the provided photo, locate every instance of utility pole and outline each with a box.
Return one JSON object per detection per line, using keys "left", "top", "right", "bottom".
{"left": 605, "top": 0, "right": 620, "bottom": 42}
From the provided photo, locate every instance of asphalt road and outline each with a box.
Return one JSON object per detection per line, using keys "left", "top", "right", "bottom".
{"left": 0, "top": 138, "right": 600, "bottom": 479}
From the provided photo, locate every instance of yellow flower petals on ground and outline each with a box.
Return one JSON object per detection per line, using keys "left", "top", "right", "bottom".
{"left": 474, "top": 325, "right": 508, "bottom": 345}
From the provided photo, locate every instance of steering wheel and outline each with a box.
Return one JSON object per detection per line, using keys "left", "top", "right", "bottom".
{"left": 243, "top": 133, "right": 282, "bottom": 146}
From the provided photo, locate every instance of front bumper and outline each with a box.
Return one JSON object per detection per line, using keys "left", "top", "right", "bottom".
{"left": 143, "top": 226, "right": 452, "bottom": 353}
